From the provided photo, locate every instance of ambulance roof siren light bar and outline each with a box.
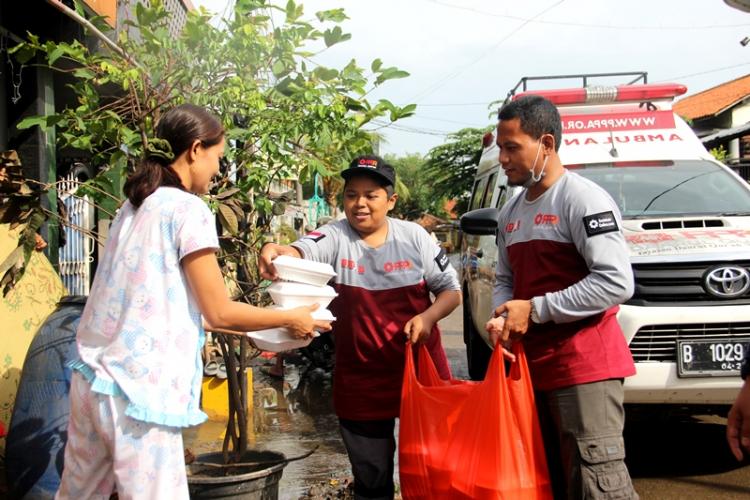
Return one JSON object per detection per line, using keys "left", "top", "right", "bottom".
{"left": 513, "top": 83, "right": 687, "bottom": 106}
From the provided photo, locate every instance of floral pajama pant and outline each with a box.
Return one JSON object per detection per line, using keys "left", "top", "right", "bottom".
{"left": 56, "top": 372, "right": 189, "bottom": 500}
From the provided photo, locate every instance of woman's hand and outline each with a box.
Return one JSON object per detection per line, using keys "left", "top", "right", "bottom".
{"left": 285, "top": 304, "right": 332, "bottom": 338}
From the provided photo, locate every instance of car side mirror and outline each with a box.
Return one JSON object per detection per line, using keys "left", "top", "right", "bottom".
{"left": 459, "top": 208, "right": 500, "bottom": 236}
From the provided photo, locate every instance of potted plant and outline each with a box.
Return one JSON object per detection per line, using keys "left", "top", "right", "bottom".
{"left": 6, "top": 0, "right": 414, "bottom": 491}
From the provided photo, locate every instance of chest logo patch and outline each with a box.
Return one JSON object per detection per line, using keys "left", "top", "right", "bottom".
{"left": 302, "top": 231, "right": 326, "bottom": 243}
{"left": 583, "top": 211, "right": 619, "bottom": 237}
{"left": 534, "top": 213, "right": 559, "bottom": 225}
{"left": 384, "top": 260, "right": 413, "bottom": 273}
{"left": 505, "top": 220, "right": 521, "bottom": 233}
{"left": 341, "top": 258, "right": 365, "bottom": 274}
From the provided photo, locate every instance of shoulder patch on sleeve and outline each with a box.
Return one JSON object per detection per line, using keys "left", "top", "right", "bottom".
{"left": 435, "top": 247, "right": 449, "bottom": 271}
{"left": 302, "top": 231, "right": 326, "bottom": 243}
{"left": 583, "top": 211, "right": 619, "bottom": 237}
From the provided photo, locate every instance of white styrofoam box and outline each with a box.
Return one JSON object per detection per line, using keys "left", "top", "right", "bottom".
{"left": 270, "top": 304, "right": 336, "bottom": 330}
{"left": 272, "top": 255, "right": 336, "bottom": 287}
{"left": 311, "top": 307, "right": 336, "bottom": 322}
{"left": 246, "top": 327, "right": 315, "bottom": 353}
{"left": 267, "top": 281, "right": 338, "bottom": 309}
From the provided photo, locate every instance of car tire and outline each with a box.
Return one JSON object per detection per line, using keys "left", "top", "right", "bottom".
{"left": 464, "top": 292, "right": 492, "bottom": 381}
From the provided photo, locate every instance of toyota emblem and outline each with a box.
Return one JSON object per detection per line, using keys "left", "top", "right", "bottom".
{"left": 704, "top": 265, "right": 750, "bottom": 298}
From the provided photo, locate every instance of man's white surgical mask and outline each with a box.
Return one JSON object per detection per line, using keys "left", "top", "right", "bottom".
{"left": 522, "top": 139, "right": 549, "bottom": 188}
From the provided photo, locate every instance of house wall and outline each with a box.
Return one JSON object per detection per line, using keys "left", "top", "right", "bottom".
{"left": 730, "top": 101, "right": 750, "bottom": 159}
{"left": 0, "top": 224, "right": 66, "bottom": 458}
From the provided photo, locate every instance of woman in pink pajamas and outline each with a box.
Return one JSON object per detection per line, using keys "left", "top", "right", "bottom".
{"left": 57, "top": 104, "right": 330, "bottom": 500}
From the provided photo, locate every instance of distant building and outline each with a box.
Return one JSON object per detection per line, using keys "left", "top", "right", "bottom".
{"left": 673, "top": 74, "right": 750, "bottom": 165}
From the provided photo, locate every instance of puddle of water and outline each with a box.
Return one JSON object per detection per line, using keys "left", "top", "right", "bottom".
{"left": 184, "top": 319, "right": 468, "bottom": 499}
{"left": 184, "top": 362, "right": 351, "bottom": 499}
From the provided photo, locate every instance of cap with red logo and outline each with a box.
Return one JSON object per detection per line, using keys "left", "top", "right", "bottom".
{"left": 341, "top": 155, "right": 396, "bottom": 187}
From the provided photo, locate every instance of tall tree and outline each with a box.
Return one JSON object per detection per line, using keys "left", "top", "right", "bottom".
{"left": 424, "top": 126, "right": 493, "bottom": 214}
{"left": 387, "top": 153, "right": 447, "bottom": 220}
{"left": 8, "top": 0, "right": 414, "bottom": 465}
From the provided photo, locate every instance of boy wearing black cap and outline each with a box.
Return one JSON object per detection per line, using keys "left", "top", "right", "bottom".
{"left": 260, "top": 155, "right": 461, "bottom": 499}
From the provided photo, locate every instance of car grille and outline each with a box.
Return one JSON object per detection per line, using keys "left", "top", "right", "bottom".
{"left": 629, "top": 261, "right": 750, "bottom": 305}
{"left": 629, "top": 322, "right": 750, "bottom": 362}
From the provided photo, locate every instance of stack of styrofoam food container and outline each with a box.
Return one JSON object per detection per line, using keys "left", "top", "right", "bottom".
{"left": 246, "top": 255, "right": 337, "bottom": 353}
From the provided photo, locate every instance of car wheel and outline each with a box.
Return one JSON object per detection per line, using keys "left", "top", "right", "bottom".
{"left": 464, "top": 293, "right": 491, "bottom": 381}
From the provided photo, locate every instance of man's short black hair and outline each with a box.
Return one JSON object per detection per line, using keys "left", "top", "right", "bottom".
{"left": 497, "top": 95, "right": 562, "bottom": 152}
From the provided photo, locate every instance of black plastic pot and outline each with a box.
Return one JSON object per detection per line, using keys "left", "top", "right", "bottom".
{"left": 187, "top": 450, "right": 287, "bottom": 500}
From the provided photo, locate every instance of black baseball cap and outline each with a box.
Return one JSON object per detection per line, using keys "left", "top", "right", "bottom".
{"left": 341, "top": 155, "right": 396, "bottom": 187}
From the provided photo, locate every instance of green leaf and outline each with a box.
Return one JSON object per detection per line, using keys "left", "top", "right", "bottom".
{"left": 16, "top": 116, "right": 49, "bottom": 130}
{"left": 271, "top": 60, "right": 288, "bottom": 78}
{"left": 48, "top": 46, "right": 66, "bottom": 65}
{"left": 371, "top": 59, "right": 382, "bottom": 73}
{"left": 73, "top": 68, "right": 96, "bottom": 79}
{"left": 375, "top": 68, "right": 410, "bottom": 86}
{"left": 323, "top": 26, "right": 346, "bottom": 47}
{"left": 315, "top": 9, "right": 347, "bottom": 22}
{"left": 313, "top": 67, "right": 338, "bottom": 82}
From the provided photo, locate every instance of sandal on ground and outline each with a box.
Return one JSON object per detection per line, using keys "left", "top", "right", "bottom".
{"left": 260, "top": 365, "right": 284, "bottom": 379}
{"left": 203, "top": 359, "right": 220, "bottom": 377}
{"left": 216, "top": 362, "right": 227, "bottom": 379}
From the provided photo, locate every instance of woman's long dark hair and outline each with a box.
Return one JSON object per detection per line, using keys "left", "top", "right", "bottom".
{"left": 124, "top": 104, "right": 225, "bottom": 207}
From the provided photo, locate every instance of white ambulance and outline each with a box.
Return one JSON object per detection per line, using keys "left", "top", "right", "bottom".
{"left": 460, "top": 73, "right": 750, "bottom": 412}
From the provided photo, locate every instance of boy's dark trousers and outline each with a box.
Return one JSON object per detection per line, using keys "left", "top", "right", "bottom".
{"left": 339, "top": 418, "right": 396, "bottom": 500}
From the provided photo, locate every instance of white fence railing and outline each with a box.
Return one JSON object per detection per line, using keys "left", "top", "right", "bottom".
{"left": 58, "top": 164, "right": 95, "bottom": 296}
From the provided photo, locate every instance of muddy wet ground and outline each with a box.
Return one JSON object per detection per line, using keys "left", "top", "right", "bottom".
{"left": 184, "top": 298, "right": 750, "bottom": 500}
{"left": 183, "top": 303, "right": 468, "bottom": 500}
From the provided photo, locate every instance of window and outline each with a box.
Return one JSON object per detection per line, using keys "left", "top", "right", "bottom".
{"left": 469, "top": 176, "right": 489, "bottom": 211}
{"left": 495, "top": 186, "right": 508, "bottom": 209}
{"left": 574, "top": 160, "right": 750, "bottom": 217}
{"left": 481, "top": 173, "right": 497, "bottom": 208}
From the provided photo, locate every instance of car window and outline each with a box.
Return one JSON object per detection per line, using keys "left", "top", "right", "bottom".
{"left": 494, "top": 185, "right": 508, "bottom": 209}
{"left": 469, "top": 176, "right": 489, "bottom": 211}
{"left": 481, "top": 173, "right": 497, "bottom": 208}
{"left": 572, "top": 160, "right": 750, "bottom": 218}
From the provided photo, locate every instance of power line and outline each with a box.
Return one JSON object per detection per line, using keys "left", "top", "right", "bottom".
{"left": 414, "top": 115, "right": 486, "bottom": 126}
{"left": 370, "top": 120, "right": 452, "bottom": 136}
{"left": 426, "top": 0, "right": 750, "bottom": 31}
{"left": 408, "top": 0, "right": 566, "bottom": 103}
{"left": 659, "top": 62, "right": 750, "bottom": 83}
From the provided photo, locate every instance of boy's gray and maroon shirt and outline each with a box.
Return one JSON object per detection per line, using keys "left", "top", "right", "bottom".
{"left": 293, "top": 217, "right": 459, "bottom": 420}
{"left": 493, "top": 170, "right": 636, "bottom": 391}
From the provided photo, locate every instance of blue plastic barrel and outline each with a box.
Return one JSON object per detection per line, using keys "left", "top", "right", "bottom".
{"left": 5, "top": 296, "right": 86, "bottom": 500}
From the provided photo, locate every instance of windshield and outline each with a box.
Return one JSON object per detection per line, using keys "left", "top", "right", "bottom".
{"left": 572, "top": 160, "right": 750, "bottom": 218}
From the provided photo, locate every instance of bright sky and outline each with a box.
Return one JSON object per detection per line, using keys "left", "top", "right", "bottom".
{"left": 192, "top": 0, "right": 750, "bottom": 157}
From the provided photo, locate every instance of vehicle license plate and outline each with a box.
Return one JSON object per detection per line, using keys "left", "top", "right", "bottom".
{"left": 676, "top": 338, "right": 750, "bottom": 377}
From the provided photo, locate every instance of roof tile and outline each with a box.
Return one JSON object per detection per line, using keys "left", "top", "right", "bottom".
{"left": 673, "top": 73, "right": 750, "bottom": 120}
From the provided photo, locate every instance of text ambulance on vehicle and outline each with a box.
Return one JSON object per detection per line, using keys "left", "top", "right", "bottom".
{"left": 460, "top": 73, "right": 750, "bottom": 412}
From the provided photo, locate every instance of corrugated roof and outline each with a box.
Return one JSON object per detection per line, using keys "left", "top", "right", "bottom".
{"left": 673, "top": 74, "right": 750, "bottom": 120}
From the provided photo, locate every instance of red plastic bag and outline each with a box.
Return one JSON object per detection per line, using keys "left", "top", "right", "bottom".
{"left": 399, "top": 342, "right": 552, "bottom": 499}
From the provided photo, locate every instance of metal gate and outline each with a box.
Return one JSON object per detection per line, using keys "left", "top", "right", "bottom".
{"left": 58, "top": 164, "right": 95, "bottom": 296}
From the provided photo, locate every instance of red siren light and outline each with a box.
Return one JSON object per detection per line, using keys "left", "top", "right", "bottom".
{"left": 482, "top": 131, "right": 494, "bottom": 148}
{"left": 513, "top": 83, "right": 688, "bottom": 106}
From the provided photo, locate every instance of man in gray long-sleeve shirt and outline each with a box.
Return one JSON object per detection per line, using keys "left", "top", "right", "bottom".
{"left": 486, "top": 95, "right": 639, "bottom": 499}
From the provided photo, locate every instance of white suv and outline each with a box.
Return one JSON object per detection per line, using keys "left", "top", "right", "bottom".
{"left": 460, "top": 74, "right": 750, "bottom": 410}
